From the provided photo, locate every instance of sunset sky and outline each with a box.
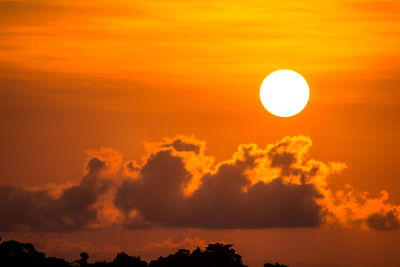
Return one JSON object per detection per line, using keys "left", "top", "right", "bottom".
{"left": 1, "top": 1, "right": 400, "bottom": 266}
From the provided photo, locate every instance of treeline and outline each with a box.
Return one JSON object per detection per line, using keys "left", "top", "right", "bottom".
{"left": 0, "top": 237, "right": 287, "bottom": 267}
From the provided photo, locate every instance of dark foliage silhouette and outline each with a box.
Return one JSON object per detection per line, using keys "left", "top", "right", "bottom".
{"left": 149, "top": 243, "right": 246, "bottom": 267}
{"left": 79, "top": 252, "right": 89, "bottom": 266}
{"left": 264, "top": 263, "right": 288, "bottom": 267}
{"left": 0, "top": 237, "right": 287, "bottom": 267}
{"left": 0, "top": 239, "right": 69, "bottom": 267}
{"left": 111, "top": 252, "right": 147, "bottom": 267}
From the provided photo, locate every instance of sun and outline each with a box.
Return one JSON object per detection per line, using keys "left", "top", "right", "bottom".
{"left": 260, "top": 70, "right": 310, "bottom": 117}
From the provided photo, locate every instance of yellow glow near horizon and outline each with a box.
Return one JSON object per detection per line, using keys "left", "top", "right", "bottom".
{"left": 260, "top": 70, "right": 310, "bottom": 117}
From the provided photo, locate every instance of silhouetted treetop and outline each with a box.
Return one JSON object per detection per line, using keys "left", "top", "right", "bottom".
{"left": 264, "top": 263, "right": 288, "bottom": 267}
{"left": 0, "top": 239, "right": 69, "bottom": 267}
{"left": 0, "top": 237, "right": 287, "bottom": 267}
{"left": 112, "top": 252, "right": 147, "bottom": 267}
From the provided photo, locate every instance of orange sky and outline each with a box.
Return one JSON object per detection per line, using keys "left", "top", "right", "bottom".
{"left": 1, "top": 1, "right": 400, "bottom": 266}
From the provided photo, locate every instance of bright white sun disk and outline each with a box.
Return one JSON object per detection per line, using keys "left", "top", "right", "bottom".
{"left": 260, "top": 70, "right": 309, "bottom": 117}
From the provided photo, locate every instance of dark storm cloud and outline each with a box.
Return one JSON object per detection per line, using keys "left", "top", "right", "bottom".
{"left": 0, "top": 157, "right": 111, "bottom": 232}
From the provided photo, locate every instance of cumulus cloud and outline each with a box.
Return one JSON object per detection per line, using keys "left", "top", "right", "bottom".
{"left": 115, "top": 136, "right": 327, "bottom": 229}
{"left": 0, "top": 151, "right": 117, "bottom": 232}
{"left": 114, "top": 135, "right": 400, "bottom": 231}
{"left": 0, "top": 135, "right": 399, "bottom": 232}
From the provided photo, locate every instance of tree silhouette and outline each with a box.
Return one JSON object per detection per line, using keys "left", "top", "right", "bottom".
{"left": 202, "top": 243, "right": 245, "bottom": 267}
{"left": 79, "top": 252, "right": 89, "bottom": 267}
{"left": 0, "top": 237, "right": 288, "bottom": 267}
{"left": 149, "top": 242, "right": 247, "bottom": 267}
{"left": 264, "top": 263, "right": 288, "bottom": 267}
{"left": 0, "top": 239, "right": 68, "bottom": 267}
{"left": 112, "top": 252, "right": 147, "bottom": 267}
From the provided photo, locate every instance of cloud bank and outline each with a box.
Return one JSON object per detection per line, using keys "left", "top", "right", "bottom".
{"left": 0, "top": 135, "right": 399, "bottom": 232}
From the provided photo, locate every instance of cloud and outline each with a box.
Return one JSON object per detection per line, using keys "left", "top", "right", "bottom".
{"left": 0, "top": 151, "right": 116, "bottom": 232}
{"left": 366, "top": 210, "right": 400, "bottom": 231}
{"left": 0, "top": 135, "right": 399, "bottom": 232}
{"left": 114, "top": 135, "right": 400, "bottom": 231}
{"left": 114, "top": 136, "right": 327, "bottom": 229}
{"left": 161, "top": 136, "right": 203, "bottom": 154}
{"left": 322, "top": 188, "right": 400, "bottom": 230}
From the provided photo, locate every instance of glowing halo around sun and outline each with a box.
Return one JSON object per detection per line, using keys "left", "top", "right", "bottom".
{"left": 260, "top": 70, "right": 310, "bottom": 117}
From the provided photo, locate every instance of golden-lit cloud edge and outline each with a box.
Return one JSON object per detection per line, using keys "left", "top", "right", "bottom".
{"left": 0, "top": 135, "right": 399, "bottom": 232}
